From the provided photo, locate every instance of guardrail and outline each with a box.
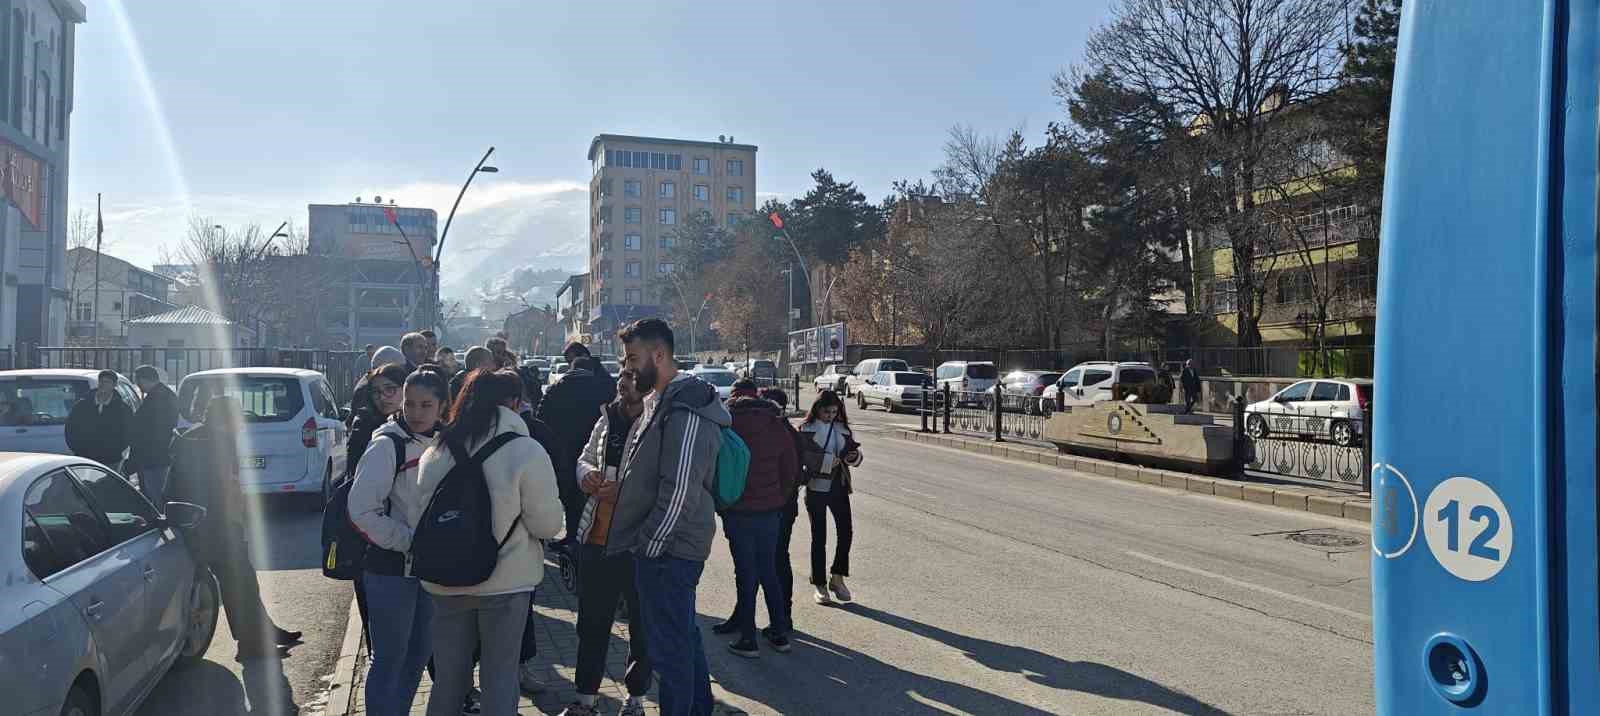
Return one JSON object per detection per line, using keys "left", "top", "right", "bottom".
{"left": 1238, "top": 401, "right": 1371, "bottom": 490}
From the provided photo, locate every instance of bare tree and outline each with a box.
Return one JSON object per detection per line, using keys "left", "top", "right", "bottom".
{"left": 1086, "top": 0, "right": 1349, "bottom": 355}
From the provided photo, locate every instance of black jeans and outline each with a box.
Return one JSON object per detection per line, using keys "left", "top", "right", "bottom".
{"left": 805, "top": 488, "right": 852, "bottom": 585}
{"left": 203, "top": 536, "right": 273, "bottom": 651}
{"left": 1183, "top": 388, "right": 1199, "bottom": 413}
{"left": 575, "top": 545, "right": 651, "bottom": 696}
{"left": 777, "top": 497, "right": 799, "bottom": 618}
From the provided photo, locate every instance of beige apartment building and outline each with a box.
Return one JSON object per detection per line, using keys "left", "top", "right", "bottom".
{"left": 585, "top": 134, "right": 756, "bottom": 351}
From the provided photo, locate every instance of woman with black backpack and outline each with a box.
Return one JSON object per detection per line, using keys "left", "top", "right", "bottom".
{"left": 412, "top": 369, "right": 564, "bottom": 716}
{"left": 347, "top": 369, "right": 448, "bottom": 714}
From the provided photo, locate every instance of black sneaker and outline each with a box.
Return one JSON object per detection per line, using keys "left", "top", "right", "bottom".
{"left": 711, "top": 620, "right": 739, "bottom": 635}
{"left": 726, "top": 638, "right": 760, "bottom": 659}
{"left": 462, "top": 687, "right": 482, "bottom": 715}
{"left": 764, "top": 630, "right": 792, "bottom": 653}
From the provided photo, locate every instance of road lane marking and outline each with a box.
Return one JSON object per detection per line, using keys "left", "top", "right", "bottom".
{"left": 1123, "top": 550, "right": 1371, "bottom": 623}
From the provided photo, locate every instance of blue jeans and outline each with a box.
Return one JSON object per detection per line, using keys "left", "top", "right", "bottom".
{"left": 136, "top": 466, "right": 170, "bottom": 509}
{"left": 363, "top": 572, "right": 433, "bottom": 716}
{"left": 724, "top": 511, "right": 788, "bottom": 641}
{"left": 635, "top": 555, "right": 712, "bottom": 716}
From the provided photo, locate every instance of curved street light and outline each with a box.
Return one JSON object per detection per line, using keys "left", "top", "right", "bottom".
{"left": 428, "top": 146, "right": 498, "bottom": 331}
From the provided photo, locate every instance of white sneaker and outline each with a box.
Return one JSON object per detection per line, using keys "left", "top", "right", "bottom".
{"left": 829, "top": 575, "right": 852, "bottom": 602}
{"left": 813, "top": 585, "right": 833, "bottom": 605}
{"left": 620, "top": 696, "right": 647, "bottom": 715}
{"left": 518, "top": 659, "right": 546, "bottom": 694}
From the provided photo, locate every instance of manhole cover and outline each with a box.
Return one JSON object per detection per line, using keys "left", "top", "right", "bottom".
{"left": 1287, "top": 530, "right": 1367, "bottom": 549}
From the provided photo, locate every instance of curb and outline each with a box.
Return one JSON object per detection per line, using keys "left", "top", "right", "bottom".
{"left": 891, "top": 429, "right": 1371, "bottom": 523}
{"left": 323, "top": 596, "right": 364, "bottom": 716}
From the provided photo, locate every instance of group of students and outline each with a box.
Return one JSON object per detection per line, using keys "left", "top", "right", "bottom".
{"left": 337, "top": 319, "right": 865, "bottom": 716}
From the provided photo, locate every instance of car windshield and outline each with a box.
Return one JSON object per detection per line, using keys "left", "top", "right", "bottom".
{"left": 178, "top": 376, "right": 305, "bottom": 423}
{"left": 967, "top": 364, "right": 998, "bottom": 379}
{"left": 0, "top": 378, "right": 90, "bottom": 426}
{"left": 698, "top": 371, "right": 736, "bottom": 387}
{"left": 878, "top": 359, "right": 909, "bottom": 372}
{"left": 892, "top": 373, "right": 932, "bottom": 386}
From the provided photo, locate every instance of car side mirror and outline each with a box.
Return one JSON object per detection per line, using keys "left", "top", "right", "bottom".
{"left": 162, "top": 501, "right": 207, "bottom": 529}
{"left": 865, "top": 379, "right": 876, "bottom": 385}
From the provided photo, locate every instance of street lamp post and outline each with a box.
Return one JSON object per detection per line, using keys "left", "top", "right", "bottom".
{"left": 781, "top": 266, "right": 795, "bottom": 335}
{"left": 767, "top": 212, "right": 813, "bottom": 319}
{"left": 432, "top": 146, "right": 499, "bottom": 331}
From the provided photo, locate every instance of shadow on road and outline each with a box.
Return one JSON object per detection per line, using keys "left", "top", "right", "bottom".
{"left": 242, "top": 497, "right": 325, "bottom": 571}
{"left": 839, "top": 604, "right": 1233, "bottom": 716}
{"left": 139, "top": 654, "right": 298, "bottom": 715}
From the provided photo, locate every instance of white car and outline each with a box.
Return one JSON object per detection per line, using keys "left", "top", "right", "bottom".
{"left": 855, "top": 371, "right": 938, "bottom": 413}
{"left": 934, "top": 361, "right": 999, "bottom": 405}
{"left": 690, "top": 368, "right": 738, "bottom": 400}
{"left": 601, "top": 360, "right": 622, "bottom": 377}
{"left": 1044, "top": 361, "right": 1158, "bottom": 407}
{"left": 176, "top": 368, "right": 348, "bottom": 505}
{"left": 1245, "top": 378, "right": 1373, "bottom": 447}
{"left": 0, "top": 370, "right": 143, "bottom": 458}
{"left": 813, "top": 364, "right": 848, "bottom": 393}
{"left": 0, "top": 452, "right": 219, "bottom": 716}
{"left": 847, "top": 358, "right": 910, "bottom": 396}
{"left": 547, "top": 362, "right": 570, "bottom": 386}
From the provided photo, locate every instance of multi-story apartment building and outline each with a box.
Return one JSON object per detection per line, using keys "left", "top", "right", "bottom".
{"left": 2, "top": 0, "right": 86, "bottom": 350}
{"left": 585, "top": 134, "right": 756, "bottom": 352}
{"left": 555, "top": 272, "right": 588, "bottom": 347}
{"left": 308, "top": 199, "right": 438, "bottom": 349}
{"left": 63, "top": 247, "right": 175, "bottom": 343}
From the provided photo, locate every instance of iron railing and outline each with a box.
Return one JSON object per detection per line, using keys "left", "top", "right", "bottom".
{"left": 1238, "top": 402, "right": 1371, "bottom": 489}
{"left": 944, "top": 389, "right": 1050, "bottom": 443}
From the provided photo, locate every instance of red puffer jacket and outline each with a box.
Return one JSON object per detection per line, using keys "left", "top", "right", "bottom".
{"left": 726, "top": 396, "right": 799, "bottom": 513}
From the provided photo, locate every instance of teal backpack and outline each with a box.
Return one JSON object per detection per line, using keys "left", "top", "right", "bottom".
{"left": 713, "top": 426, "right": 751, "bottom": 510}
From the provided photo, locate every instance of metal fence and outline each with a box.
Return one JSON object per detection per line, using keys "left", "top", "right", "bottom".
{"left": 1238, "top": 402, "right": 1372, "bottom": 489}
{"left": 15, "top": 347, "right": 368, "bottom": 405}
{"left": 944, "top": 389, "right": 1050, "bottom": 443}
{"left": 843, "top": 343, "right": 1373, "bottom": 378}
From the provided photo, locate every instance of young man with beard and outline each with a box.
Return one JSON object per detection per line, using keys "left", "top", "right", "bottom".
{"left": 611, "top": 319, "right": 729, "bottom": 715}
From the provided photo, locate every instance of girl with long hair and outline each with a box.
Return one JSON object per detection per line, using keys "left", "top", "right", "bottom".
{"left": 797, "top": 389, "right": 863, "bottom": 606}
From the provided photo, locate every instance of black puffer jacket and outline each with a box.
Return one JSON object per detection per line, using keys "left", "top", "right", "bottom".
{"left": 535, "top": 368, "right": 617, "bottom": 489}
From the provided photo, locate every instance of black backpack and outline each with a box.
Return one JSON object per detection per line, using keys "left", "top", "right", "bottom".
{"left": 409, "top": 432, "right": 522, "bottom": 587}
{"left": 321, "top": 434, "right": 406, "bottom": 580}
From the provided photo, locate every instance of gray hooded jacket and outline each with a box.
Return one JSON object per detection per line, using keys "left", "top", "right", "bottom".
{"left": 605, "top": 373, "right": 731, "bottom": 561}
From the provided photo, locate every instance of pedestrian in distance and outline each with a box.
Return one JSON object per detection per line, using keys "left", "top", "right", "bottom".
{"left": 714, "top": 379, "right": 799, "bottom": 658}
{"left": 414, "top": 369, "right": 564, "bottom": 716}
{"left": 436, "top": 346, "right": 459, "bottom": 375}
{"left": 167, "top": 396, "right": 302, "bottom": 661}
{"left": 128, "top": 365, "right": 179, "bottom": 507}
{"left": 536, "top": 355, "right": 617, "bottom": 548}
{"left": 613, "top": 318, "right": 730, "bottom": 716}
{"left": 758, "top": 386, "right": 803, "bottom": 624}
{"left": 421, "top": 329, "right": 439, "bottom": 358}
{"left": 400, "top": 332, "right": 430, "bottom": 373}
{"left": 1181, "top": 359, "right": 1202, "bottom": 414}
{"left": 797, "top": 389, "right": 863, "bottom": 606}
{"left": 451, "top": 346, "right": 493, "bottom": 403}
{"left": 65, "top": 369, "right": 132, "bottom": 470}
{"left": 348, "top": 369, "right": 448, "bottom": 715}
{"left": 561, "top": 368, "right": 651, "bottom": 716}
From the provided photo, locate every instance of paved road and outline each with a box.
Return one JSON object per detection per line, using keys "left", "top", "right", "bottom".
{"left": 137, "top": 497, "right": 353, "bottom": 716}
{"left": 693, "top": 397, "right": 1373, "bottom": 714}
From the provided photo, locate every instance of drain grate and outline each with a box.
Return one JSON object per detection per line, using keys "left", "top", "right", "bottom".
{"left": 1287, "top": 530, "right": 1367, "bottom": 549}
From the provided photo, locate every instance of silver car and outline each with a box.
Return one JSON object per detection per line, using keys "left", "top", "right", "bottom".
{"left": 0, "top": 453, "right": 218, "bottom": 716}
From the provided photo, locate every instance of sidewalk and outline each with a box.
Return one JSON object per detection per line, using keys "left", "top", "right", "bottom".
{"left": 325, "top": 564, "right": 748, "bottom": 716}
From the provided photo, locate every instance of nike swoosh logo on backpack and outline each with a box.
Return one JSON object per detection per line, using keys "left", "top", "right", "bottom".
{"left": 437, "top": 510, "right": 462, "bottom": 524}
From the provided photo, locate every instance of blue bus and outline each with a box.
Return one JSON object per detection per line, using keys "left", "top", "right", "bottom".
{"left": 1374, "top": 1, "right": 1596, "bottom": 712}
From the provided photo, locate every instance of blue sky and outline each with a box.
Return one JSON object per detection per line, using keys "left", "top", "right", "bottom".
{"left": 68, "top": 0, "right": 1110, "bottom": 297}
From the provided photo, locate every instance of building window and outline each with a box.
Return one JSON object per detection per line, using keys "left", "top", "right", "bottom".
{"left": 624, "top": 180, "right": 641, "bottom": 198}
{"left": 1211, "top": 278, "right": 1237, "bottom": 314}
{"left": 75, "top": 300, "right": 89, "bottom": 321}
{"left": 727, "top": 159, "right": 744, "bottom": 177}
{"left": 624, "top": 233, "right": 641, "bottom": 251}
{"left": 658, "top": 261, "right": 675, "bottom": 275}
{"left": 693, "top": 184, "right": 709, "bottom": 201}
{"left": 693, "top": 158, "right": 710, "bottom": 175}
{"left": 625, "top": 261, "right": 641, "bottom": 278}
{"left": 624, "top": 207, "right": 641, "bottom": 224}
{"left": 659, "top": 181, "right": 675, "bottom": 199}
{"left": 650, "top": 152, "right": 666, "bottom": 170}
{"left": 625, "top": 288, "right": 641, "bottom": 304}
{"left": 726, "top": 186, "right": 743, "bottom": 203}
{"left": 658, "top": 236, "right": 674, "bottom": 250}
{"left": 597, "top": 261, "right": 612, "bottom": 279}
{"left": 659, "top": 208, "right": 676, "bottom": 225}
{"left": 667, "top": 154, "right": 682, "bottom": 171}
{"left": 726, "top": 213, "right": 739, "bottom": 228}
{"left": 614, "top": 150, "right": 631, "bottom": 168}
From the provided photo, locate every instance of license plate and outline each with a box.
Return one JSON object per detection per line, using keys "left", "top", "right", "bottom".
{"left": 242, "top": 457, "right": 266, "bottom": 469}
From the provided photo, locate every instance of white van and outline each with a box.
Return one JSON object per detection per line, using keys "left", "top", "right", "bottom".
{"left": 1044, "top": 361, "right": 1158, "bottom": 407}
{"left": 176, "top": 368, "right": 348, "bottom": 504}
{"left": 934, "top": 361, "right": 999, "bottom": 402}
{"left": 847, "top": 358, "right": 910, "bottom": 395}
{"left": 0, "top": 369, "right": 142, "bottom": 458}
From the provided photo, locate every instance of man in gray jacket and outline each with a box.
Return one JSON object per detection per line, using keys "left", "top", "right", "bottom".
{"left": 609, "top": 318, "right": 729, "bottom": 716}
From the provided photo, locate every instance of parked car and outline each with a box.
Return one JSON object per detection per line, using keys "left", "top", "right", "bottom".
{"left": 814, "top": 364, "right": 849, "bottom": 394}
{"left": 1245, "top": 378, "right": 1373, "bottom": 447}
{"left": 521, "top": 357, "right": 550, "bottom": 371}
{"left": 0, "top": 370, "right": 142, "bottom": 460}
{"left": 855, "top": 371, "right": 938, "bottom": 413}
{"left": 1000, "top": 370, "right": 1063, "bottom": 415}
{"left": 674, "top": 356, "right": 698, "bottom": 370}
{"left": 847, "top": 358, "right": 910, "bottom": 396}
{"left": 0, "top": 452, "right": 219, "bottom": 716}
{"left": 600, "top": 360, "right": 621, "bottom": 376}
{"left": 934, "top": 361, "right": 999, "bottom": 405}
{"left": 547, "top": 361, "right": 570, "bottom": 385}
{"left": 1044, "top": 361, "right": 1158, "bottom": 408}
{"left": 689, "top": 368, "right": 738, "bottom": 400}
{"left": 741, "top": 359, "right": 778, "bottom": 382}
{"left": 176, "top": 368, "right": 348, "bottom": 506}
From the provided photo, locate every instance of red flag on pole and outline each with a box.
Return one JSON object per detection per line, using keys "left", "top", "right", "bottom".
{"left": 768, "top": 212, "right": 783, "bottom": 229}
{"left": 383, "top": 205, "right": 398, "bottom": 225}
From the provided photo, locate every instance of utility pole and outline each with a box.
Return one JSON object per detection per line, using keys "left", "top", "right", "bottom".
{"left": 783, "top": 265, "right": 794, "bottom": 335}
{"left": 92, "top": 194, "right": 102, "bottom": 343}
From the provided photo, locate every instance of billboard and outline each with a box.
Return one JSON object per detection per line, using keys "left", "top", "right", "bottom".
{"left": 788, "top": 322, "right": 846, "bottom": 365}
